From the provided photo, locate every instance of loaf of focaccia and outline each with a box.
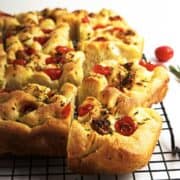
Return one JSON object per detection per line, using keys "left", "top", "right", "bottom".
{"left": 0, "top": 7, "right": 169, "bottom": 174}
{"left": 67, "top": 97, "right": 162, "bottom": 173}
{"left": 0, "top": 83, "right": 77, "bottom": 156}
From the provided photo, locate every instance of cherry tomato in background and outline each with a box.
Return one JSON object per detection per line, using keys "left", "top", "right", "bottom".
{"left": 155, "top": 46, "right": 174, "bottom": 62}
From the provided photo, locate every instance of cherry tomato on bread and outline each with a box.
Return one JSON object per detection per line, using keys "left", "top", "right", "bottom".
{"left": 115, "top": 116, "right": 137, "bottom": 136}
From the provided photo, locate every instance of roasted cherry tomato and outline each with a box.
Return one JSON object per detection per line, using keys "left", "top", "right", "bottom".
{"left": 42, "top": 29, "right": 53, "bottom": 33}
{"left": 78, "top": 104, "right": 94, "bottom": 116}
{"left": 93, "top": 24, "right": 108, "bottom": 30}
{"left": 45, "top": 56, "right": 65, "bottom": 64}
{"left": 25, "top": 47, "right": 36, "bottom": 56}
{"left": 139, "top": 59, "right": 159, "bottom": 71}
{"left": 93, "top": 64, "right": 111, "bottom": 75}
{"left": 60, "top": 103, "right": 71, "bottom": 118}
{"left": 109, "top": 16, "right": 122, "bottom": 21}
{"left": 81, "top": 16, "right": 90, "bottom": 23}
{"left": 155, "top": 46, "right": 174, "bottom": 62}
{"left": 110, "top": 27, "right": 124, "bottom": 33}
{"left": 94, "top": 37, "right": 107, "bottom": 41}
{"left": 34, "top": 36, "right": 49, "bottom": 45}
{"left": 43, "top": 68, "right": 62, "bottom": 80}
{"left": 55, "top": 46, "right": 73, "bottom": 54}
{"left": 115, "top": 116, "right": 137, "bottom": 136}
{"left": 13, "top": 59, "right": 27, "bottom": 66}
{"left": 45, "top": 57, "right": 56, "bottom": 64}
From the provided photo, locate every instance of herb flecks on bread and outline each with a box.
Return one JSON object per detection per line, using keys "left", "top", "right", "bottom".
{"left": 0, "top": 8, "right": 168, "bottom": 173}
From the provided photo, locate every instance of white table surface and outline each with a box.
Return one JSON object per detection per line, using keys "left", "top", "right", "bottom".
{"left": 0, "top": 0, "right": 180, "bottom": 154}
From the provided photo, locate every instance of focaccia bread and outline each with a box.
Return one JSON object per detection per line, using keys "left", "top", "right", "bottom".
{"left": 77, "top": 9, "right": 144, "bottom": 73}
{"left": 0, "top": 7, "right": 169, "bottom": 174}
{"left": 1, "top": 9, "right": 85, "bottom": 90}
{"left": 78, "top": 60, "right": 169, "bottom": 113}
{"left": 0, "top": 83, "right": 77, "bottom": 156}
{"left": 2, "top": 21, "right": 85, "bottom": 89}
{"left": 67, "top": 97, "right": 162, "bottom": 173}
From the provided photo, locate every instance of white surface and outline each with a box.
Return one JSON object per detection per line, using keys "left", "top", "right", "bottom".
{"left": 0, "top": 0, "right": 180, "bottom": 151}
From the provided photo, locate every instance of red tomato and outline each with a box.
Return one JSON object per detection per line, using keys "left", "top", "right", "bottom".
{"left": 93, "top": 24, "right": 108, "bottom": 30}
{"left": 139, "top": 60, "right": 159, "bottom": 71}
{"left": 43, "top": 68, "right": 62, "bottom": 80}
{"left": 25, "top": 47, "right": 36, "bottom": 56}
{"left": 13, "top": 59, "right": 27, "bottom": 66}
{"left": 115, "top": 116, "right": 137, "bottom": 136}
{"left": 93, "top": 64, "right": 111, "bottom": 75}
{"left": 110, "top": 27, "right": 124, "bottom": 33}
{"left": 94, "top": 37, "right": 108, "bottom": 42}
{"left": 45, "top": 56, "right": 65, "bottom": 64}
{"left": 42, "top": 29, "right": 53, "bottom": 33}
{"left": 109, "top": 16, "right": 122, "bottom": 21}
{"left": 55, "top": 46, "right": 73, "bottom": 54}
{"left": 45, "top": 57, "right": 57, "bottom": 64}
{"left": 60, "top": 103, "right": 71, "bottom": 118}
{"left": 78, "top": 104, "right": 94, "bottom": 116}
{"left": 34, "top": 36, "right": 49, "bottom": 45}
{"left": 155, "top": 46, "right": 174, "bottom": 62}
{"left": 81, "top": 16, "right": 90, "bottom": 23}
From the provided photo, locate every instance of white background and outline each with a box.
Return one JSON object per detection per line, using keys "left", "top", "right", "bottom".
{"left": 0, "top": 0, "right": 180, "bottom": 146}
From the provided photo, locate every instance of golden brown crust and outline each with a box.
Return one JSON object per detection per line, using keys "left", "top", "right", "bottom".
{"left": 68, "top": 107, "right": 162, "bottom": 174}
{"left": 79, "top": 64, "right": 169, "bottom": 114}
{"left": 0, "top": 84, "right": 76, "bottom": 156}
{"left": 112, "top": 66, "right": 169, "bottom": 114}
{"left": 0, "top": 8, "right": 169, "bottom": 174}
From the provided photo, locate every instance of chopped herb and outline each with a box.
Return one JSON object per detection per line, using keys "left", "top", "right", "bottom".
{"left": 134, "top": 111, "right": 138, "bottom": 115}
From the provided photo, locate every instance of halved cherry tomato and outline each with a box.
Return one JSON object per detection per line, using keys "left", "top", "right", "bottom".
{"left": 42, "top": 29, "right": 53, "bottom": 33}
{"left": 78, "top": 104, "right": 94, "bottom": 116}
{"left": 45, "top": 56, "right": 65, "bottom": 64}
{"left": 155, "top": 46, "right": 174, "bottom": 62}
{"left": 34, "top": 36, "right": 49, "bottom": 45}
{"left": 93, "top": 24, "right": 108, "bottom": 30}
{"left": 93, "top": 64, "right": 111, "bottom": 75}
{"left": 45, "top": 57, "right": 57, "bottom": 64}
{"left": 43, "top": 68, "right": 62, "bottom": 80}
{"left": 60, "top": 103, "right": 71, "bottom": 118}
{"left": 94, "top": 37, "right": 108, "bottom": 42}
{"left": 115, "top": 116, "right": 137, "bottom": 136}
{"left": 55, "top": 46, "right": 73, "bottom": 54}
{"left": 13, "top": 59, "right": 27, "bottom": 66}
{"left": 81, "top": 16, "right": 90, "bottom": 23}
{"left": 109, "top": 16, "right": 122, "bottom": 21}
{"left": 110, "top": 27, "right": 124, "bottom": 33}
{"left": 139, "top": 59, "right": 159, "bottom": 71}
{"left": 25, "top": 47, "right": 36, "bottom": 56}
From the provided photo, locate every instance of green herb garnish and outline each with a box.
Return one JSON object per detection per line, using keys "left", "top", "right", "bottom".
{"left": 169, "top": 65, "right": 180, "bottom": 80}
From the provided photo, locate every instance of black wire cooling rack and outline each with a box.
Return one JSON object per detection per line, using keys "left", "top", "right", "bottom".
{"left": 0, "top": 102, "right": 180, "bottom": 180}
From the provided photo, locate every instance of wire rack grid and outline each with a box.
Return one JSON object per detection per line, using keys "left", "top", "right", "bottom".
{"left": 0, "top": 102, "right": 180, "bottom": 180}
